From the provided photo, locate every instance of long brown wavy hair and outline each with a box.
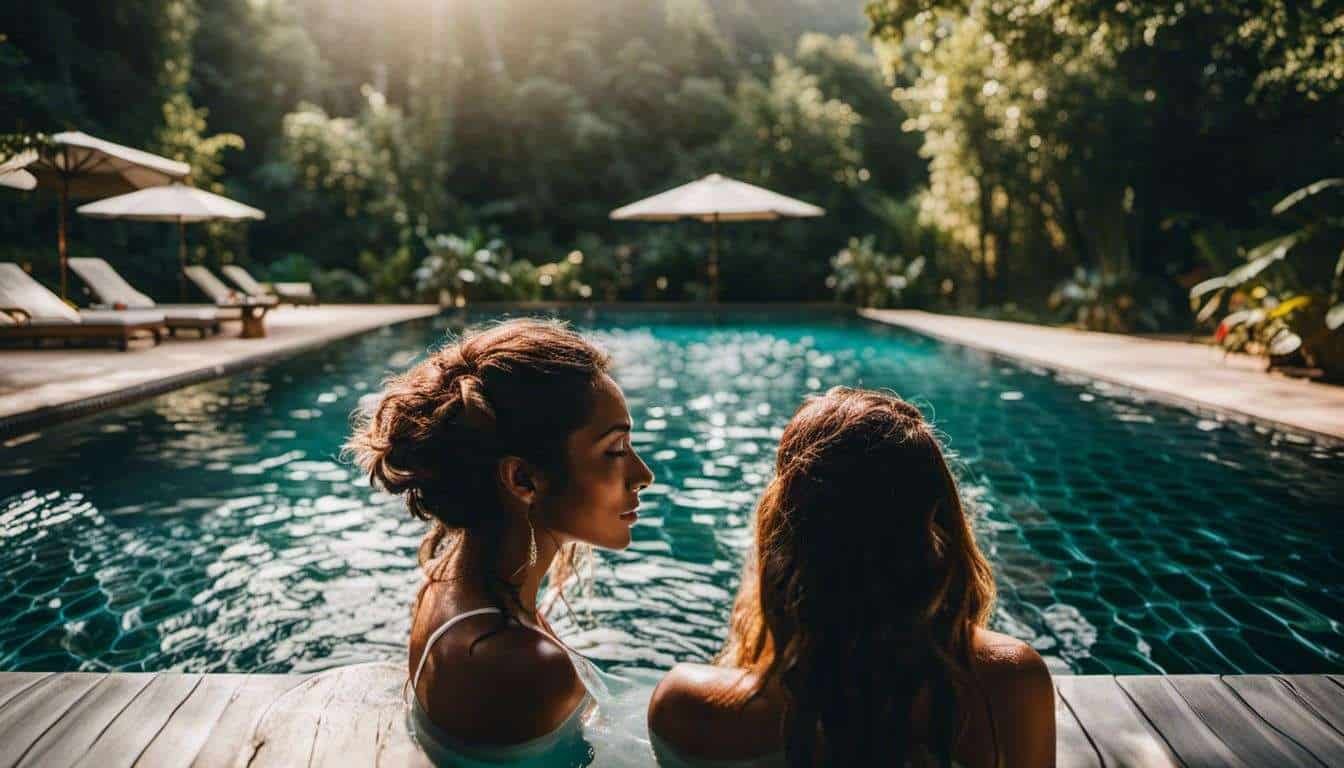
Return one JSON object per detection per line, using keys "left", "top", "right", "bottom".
{"left": 718, "top": 387, "right": 996, "bottom": 766}
{"left": 344, "top": 318, "right": 608, "bottom": 627}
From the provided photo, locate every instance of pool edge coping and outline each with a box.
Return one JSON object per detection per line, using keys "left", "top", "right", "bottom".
{"left": 859, "top": 309, "right": 1344, "bottom": 448}
{"left": 5, "top": 303, "right": 1339, "bottom": 448}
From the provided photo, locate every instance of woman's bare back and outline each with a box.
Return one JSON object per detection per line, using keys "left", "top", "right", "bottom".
{"left": 649, "top": 627, "right": 1055, "bottom": 767}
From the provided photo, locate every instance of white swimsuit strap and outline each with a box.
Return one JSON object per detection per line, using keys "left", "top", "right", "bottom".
{"left": 412, "top": 607, "right": 504, "bottom": 690}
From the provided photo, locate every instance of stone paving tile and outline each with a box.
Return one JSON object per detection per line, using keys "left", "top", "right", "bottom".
{"left": 862, "top": 309, "right": 1344, "bottom": 440}
{"left": 0, "top": 305, "right": 439, "bottom": 422}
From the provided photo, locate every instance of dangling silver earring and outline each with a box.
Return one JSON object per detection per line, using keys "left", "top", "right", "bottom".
{"left": 526, "top": 505, "right": 539, "bottom": 568}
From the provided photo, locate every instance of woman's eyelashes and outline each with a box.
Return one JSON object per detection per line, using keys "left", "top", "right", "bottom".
{"left": 605, "top": 436, "right": 630, "bottom": 457}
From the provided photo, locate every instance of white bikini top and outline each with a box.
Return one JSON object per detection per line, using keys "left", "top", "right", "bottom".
{"left": 407, "top": 606, "right": 599, "bottom": 766}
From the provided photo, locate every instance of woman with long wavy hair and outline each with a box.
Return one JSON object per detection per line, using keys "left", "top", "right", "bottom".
{"left": 648, "top": 387, "right": 1055, "bottom": 767}
{"left": 347, "top": 318, "right": 654, "bottom": 765}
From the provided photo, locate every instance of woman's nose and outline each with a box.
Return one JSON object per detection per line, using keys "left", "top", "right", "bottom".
{"left": 630, "top": 454, "right": 654, "bottom": 491}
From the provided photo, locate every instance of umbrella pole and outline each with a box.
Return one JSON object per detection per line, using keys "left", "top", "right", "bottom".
{"left": 710, "top": 212, "right": 720, "bottom": 303}
{"left": 178, "top": 218, "right": 187, "bottom": 302}
{"left": 58, "top": 176, "right": 70, "bottom": 301}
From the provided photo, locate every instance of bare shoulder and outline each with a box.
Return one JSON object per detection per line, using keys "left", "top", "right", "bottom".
{"left": 649, "top": 663, "right": 784, "bottom": 761}
{"left": 416, "top": 615, "right": 586, "bottom": 746}
{"left": 972, "top": 629, "right": 1049, "bottom": 675}
{"left": 970, "top": 628, "right": 1056, "bottom": 767}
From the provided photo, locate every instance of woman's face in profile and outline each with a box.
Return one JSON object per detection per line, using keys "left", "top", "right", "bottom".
{"left": 541, "top": 373, "right": 653, "bottom": 550}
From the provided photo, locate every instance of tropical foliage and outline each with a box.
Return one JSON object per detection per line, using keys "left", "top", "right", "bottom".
{"left": 2, "top": 0, "right": 908, "bottom": 303}
{"left": 1, "top": 0, "right": 1340, "bottom": 330}
{"left": 866, "top": 0, "right": 1344, "bottom": 329}
{"left": 1190, "top": 178, "right": 1344, "bottom": 378}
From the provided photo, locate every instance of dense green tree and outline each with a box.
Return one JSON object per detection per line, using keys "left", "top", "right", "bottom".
{"left": 867, "top": 0, "right": 1343, "bottom": 325}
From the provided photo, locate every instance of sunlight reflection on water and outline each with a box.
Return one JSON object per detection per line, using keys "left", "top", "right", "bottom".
{"left": 1, "top": 311, "right": 1341, "bottom": 676}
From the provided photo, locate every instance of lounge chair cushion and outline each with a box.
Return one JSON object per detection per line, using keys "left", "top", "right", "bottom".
{"left": 184, "top": 265, "right": 245, "bottom": 305}
{"left": 272, "top": 282, "right": 316, "bottom": 299}
{"left": 222, "top": 265, "right": 313, "bottom": 302}
{"left": 68, "top": 257, "right": 156, "bottom": 308}
{"left": 77, "top": 309, "right": 167, "bottom": 326}
{"left": 0, "top": 263, "right": 81, "bottom": 324}
{"left": 220, "top": 264, "right": 266, "bottom": 295}
{"left": 158, "top": 305, "right": 231, "bottom": 322}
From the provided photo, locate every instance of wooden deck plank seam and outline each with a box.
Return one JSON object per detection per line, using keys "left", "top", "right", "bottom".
{"left": 374, "top": 706, "right": 399, "bottom": 768}
{"left": 1216, "top": 676, "right": 1330, "bottom": 767}
{"left": 1277, "top": 675, "right": 1344, "bottom": 742}
{"left": 65, "top": 673, "right": 161, "bottom": 768}
{"left": 1053, "top": 684, "right": 1106, "bottom": 766}
{"left": 122, "top": 673, "right": 206, "bottom": 767}
{"left": 184, "top": 674, "right": 299, "bottom": 768}
{"left": 302, "top": 670, "right": 348, "bottom": 768}
{"left": 234, "top": 673, "right": 326, "bottom": 767}
{"left": 1112, "top": 677, "right": 1192, "bottom": 768}
{"left": 156, "top": 675, "right": 243, "bottom": 768}
{"left": 10, "top": 674, "right": 110, "bottom": 768}
{"left": 0, "top": 673, "right": 53, "bottom": 711}
{"left": 1162, "top": 677, "right": 1263, "bottom": 765}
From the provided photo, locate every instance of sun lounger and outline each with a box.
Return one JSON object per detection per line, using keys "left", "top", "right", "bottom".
{"left": 69, "top": 257, "right": 237, "bottom": 337}
{"left": 221, "top": 264, "right": 317, "bottom": 306}
{"left": 0, "top": 263, "right": 164, "bottom": 350}
{"left": 183, "top": 265, "right": 275, "bottom": 338}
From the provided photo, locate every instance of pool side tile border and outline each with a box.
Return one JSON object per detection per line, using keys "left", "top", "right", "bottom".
{"left": 860, "top": 309, "right": 1344, "bottom": 447}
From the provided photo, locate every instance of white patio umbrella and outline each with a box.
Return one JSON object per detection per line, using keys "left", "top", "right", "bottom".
{"left": 78, "top": 182, "right": 265, "bottom": 300}
{"left": 611, "top": 173, "right": 824, "bottom": 301}
{"left": 0, "top": 132, "right": 191, "bottom": 298}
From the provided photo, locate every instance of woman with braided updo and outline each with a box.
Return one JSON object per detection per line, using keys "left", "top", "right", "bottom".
{"left": 347, "top": 318, "right": 653, "bottom": 765}
{"left": 648, "top": 387, "right": 1055, "bottom": 767}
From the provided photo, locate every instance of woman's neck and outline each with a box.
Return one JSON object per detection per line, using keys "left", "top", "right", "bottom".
{"left": 448, "top": 521, "right": 560, "bottom": 616}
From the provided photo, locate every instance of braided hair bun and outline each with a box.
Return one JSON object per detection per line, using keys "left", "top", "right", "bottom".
{"left": 346, "top": 318, "right": 611, "bottom": 566}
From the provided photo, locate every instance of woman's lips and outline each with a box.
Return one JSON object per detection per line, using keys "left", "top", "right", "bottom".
{"left": 619, "top": 505, "right": 639, "bottom": 522}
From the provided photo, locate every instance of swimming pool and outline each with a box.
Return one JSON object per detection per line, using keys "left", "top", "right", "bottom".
{"left": 1, "top": 310, "right": 1341, "bottom": 675}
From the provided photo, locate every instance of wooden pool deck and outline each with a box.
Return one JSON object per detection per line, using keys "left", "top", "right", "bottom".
{"left": 861, "top": 309, "right": 1344, "bottom": 441}
{"left": 1, "top": 667, "right": 1340, "bottom": 766}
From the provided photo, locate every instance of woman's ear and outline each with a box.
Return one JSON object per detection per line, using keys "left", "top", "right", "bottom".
{"left": 497, "top": 456, "right": 541, "bottom": 506}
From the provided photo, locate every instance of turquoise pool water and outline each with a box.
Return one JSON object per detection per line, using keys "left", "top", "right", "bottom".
{"left": 1, "top": 310, "right": 1341, "bottom": 676}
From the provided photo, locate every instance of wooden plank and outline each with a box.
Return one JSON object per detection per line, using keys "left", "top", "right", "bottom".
{"left": 75, "top": 673, "right": 203, "bottom": 768}
{"left": 374, "top": 694, "right": 433, "bottom": 768}
{"left": 132, "top": 675, "right": 248, "bottom": 768}
{"left": 1278, "top": 676, "right": 1344, "bottom": 740}
{"left": 0, "top": 673, "right": 53, "bottom": 710}
{"left": 1056, "top": 675, "right": 1179, "bottom": 767}
{"left": 0, "top": 673, "right": 106, "bottom": 768}
{"left": 1165, "top": 675, "right": 1323, "bottom": 766}
{"left": 190, "top": 675, "right": 305, "bottom": 768}
{"left": 1117, "top": 676, "right": 1252, "bottom": 768}
{"left": 16, "top": 673, "right": 156, "bottom": 768}
{"left": 1052, "top": 680, "right": 1102, "bottom": 768}
{"left": 1224, "top": 676, "right": 1344, "bottom": 765}
{"left": 308, "top": 664, "right": 399, "bottom": 767}
{"left": 241, "top": 671, "right": 341, "bottom": 768}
